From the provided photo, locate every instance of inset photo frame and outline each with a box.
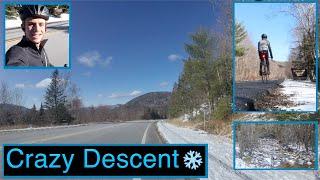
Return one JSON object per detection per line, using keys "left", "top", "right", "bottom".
{"left": 3, "top": 2, "right": 71, "bottom": 68}
{"left": 232, "top": 0, "right": 318, "bottom": 112}
{"left": 233, "top": 121, "right": 318, "bottom": 170}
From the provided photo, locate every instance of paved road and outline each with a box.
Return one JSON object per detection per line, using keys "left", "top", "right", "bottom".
{"left": 235, "top": 80, "right": 283, "bottom": 111}
{"left": 0, "top": 120, "right": 191, "bottom": 180}
{"left": 5, "top": 21, "right": 69, "bottom": 67}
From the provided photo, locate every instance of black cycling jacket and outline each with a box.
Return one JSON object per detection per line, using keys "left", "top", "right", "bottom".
{"left": 6, "top": 36, "right": 52, "bottom": 67}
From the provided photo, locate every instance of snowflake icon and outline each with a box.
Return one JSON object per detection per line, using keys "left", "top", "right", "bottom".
{"left": 183, "top": 150, "right": 203, "bottom": 170}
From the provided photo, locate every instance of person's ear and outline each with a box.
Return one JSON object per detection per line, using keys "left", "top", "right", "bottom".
{"left": 21, "top": 22, "right": 25, "bottom": 32}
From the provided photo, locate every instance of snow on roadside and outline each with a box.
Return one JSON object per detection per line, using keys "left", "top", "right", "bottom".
{"left": 236, "top": 138, "right": 314, "bottom": 169}
{"left": 277, "top": 80, "right": 316, "bottom": 111}
{"left": 6, "top": 14, "right": 69, "bottom": 29}
{"left": 236, "top": 112, "right": 277, "bottom": 121}
{"left": 157, "top": 120, "right": 315, "bottom": 180}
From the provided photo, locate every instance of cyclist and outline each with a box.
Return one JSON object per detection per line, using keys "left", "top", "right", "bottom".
{"left": 6, "top": 5, "right": 52, "bottom": 66}
{"left": 258, "top": 33, "right": 273, "bottom": 76}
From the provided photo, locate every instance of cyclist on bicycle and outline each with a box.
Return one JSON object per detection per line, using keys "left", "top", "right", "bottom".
{"left": 258, "top": 34, "right": 273, "bottom": 76}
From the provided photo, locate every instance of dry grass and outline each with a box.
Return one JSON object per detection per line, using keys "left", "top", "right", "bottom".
{"left": 205, "top": 120, "right": 232, "bottom": 137}
{"left": 168, "top": 118, "right": 203, "bottom": 130}
{"left": 279, "top": 161, "right": 314, "bottom": 169}
{"left": 167, "top": 115, "right": 241, "bottom": 138}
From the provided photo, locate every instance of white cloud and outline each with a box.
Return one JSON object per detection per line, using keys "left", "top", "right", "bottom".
{"left": 36, "top": 78, "right": 51, "bottom": 88}
{"left": 109, "top": 90, "right": 142, "bottom": 99}
{"left": 15, "top": 84, "right": 25, "bottom": 88}
{"left": 102, "top": 56, "right": 112, "bottom": 67}
{"left": 109, "top": 93, "right": 122, "bottom": 99}
{"left": 168, "top": 54, "right": 182, "bottom": 61}
{"left": 78, "top": 51, "right": 112, "bottom": 68}
{"left": 15, "top": 83, "right": 34, "bottom": 89}
{"left": 130, "top": 90, "right": 142, "bottom": 96}
{"left": 97, "top": 94, "right": 103, "bottom": 98}
{"left": 78, "top": 51, "right": 99, "bottom": 67}
{"left": 160, "top": 81, "right": 169, "bottom": 87}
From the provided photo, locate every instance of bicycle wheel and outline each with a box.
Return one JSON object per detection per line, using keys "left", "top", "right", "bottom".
{"left": 263, "top": 63, "right": 268, "bottom": 83}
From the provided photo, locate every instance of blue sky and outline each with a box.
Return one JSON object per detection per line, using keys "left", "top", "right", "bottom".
{"left": 0, "top": 1, "right": 215, "bottom": 108}
{"left": 235, "top": 3, "right": 315, "bottom": 62}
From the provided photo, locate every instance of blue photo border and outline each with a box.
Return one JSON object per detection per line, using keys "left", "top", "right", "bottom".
{"left": 232, "top": 120, "right": 319, "bottom": 170}
{"left": 232, "top": 0, "right": 319, "bottom": 113}
{"left": 1, "top": 143, "right": 209, "bottom": 178}
{"left": 2, "top": 1, "right": 72, "bottom": 69}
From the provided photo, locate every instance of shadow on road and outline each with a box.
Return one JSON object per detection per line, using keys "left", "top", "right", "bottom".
{"left": 234, "top": 80, "right": 284, "bottom": 111}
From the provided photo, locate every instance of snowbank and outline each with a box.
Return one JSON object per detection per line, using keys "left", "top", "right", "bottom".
{"left": 157, "top": 120, "right": 315, "bottom": 180}
{"left": 277, "top": 80, "right": 316, "bottom": 111}
{"left": 6, "top": 14, "right": 69, "bottom": 29}
{"left": 236, "top": 138, "right": 314, "bottom": 169}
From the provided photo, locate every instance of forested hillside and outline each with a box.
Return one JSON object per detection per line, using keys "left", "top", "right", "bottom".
{"left": 168, "top": 2, "right": 233, "bottom": 130}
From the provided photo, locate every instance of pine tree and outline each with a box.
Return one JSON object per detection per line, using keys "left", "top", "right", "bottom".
{"left": 39, "top": 103, "right": 44, "bottom": 117}
{"left": 30, "top": 104, "right": 37, "bottom": 125}
{"left": 24, "top": 104, "right": 39, "bottom": 126}
{"left": 38, "top": 103, "right": 45, "bottom": 125}
{"left": 44, "top": 70, "right": 72, "bottom": 124}
{"left": 168, "top": 27, "right": 232, "bottom": 121}
{"left": 235, "top": 22, "right": 247, "bottom": 57}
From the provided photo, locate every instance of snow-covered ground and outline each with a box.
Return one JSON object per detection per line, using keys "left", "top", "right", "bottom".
{"left": 236, "top": 112, "right": 277, "bottom": 121}
{"left": 277, "top": 80, "right": 316, "bottom": 111}
{"left": 236, "top": 138, "right": 314, "bottom": 169}
{"left": 157, "top": 120, "right": 316, "bottom": 180}
{"left": 6, "top": 14, "right": 69, "bottom": 29}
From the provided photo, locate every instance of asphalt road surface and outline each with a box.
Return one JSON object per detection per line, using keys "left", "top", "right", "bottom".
{"left": 235, "top": 80, "right": 283, "bottom": 111}
{"left": 5, "top": 21, "right": 69, "bottom": 67}
{"left": 0, "top": 120, "right": 192, "bottom": 180}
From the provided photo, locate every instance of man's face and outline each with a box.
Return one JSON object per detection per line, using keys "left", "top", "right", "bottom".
{"left": 24, "top": 17, "right": 46, "bottom": 44}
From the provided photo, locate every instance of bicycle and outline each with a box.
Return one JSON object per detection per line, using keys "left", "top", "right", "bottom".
{"left": 260, "top": 53, "right": 269, "bottom": 83}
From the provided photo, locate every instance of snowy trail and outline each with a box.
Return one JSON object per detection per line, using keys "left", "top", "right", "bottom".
{"left": 277, "top": 79, "right": 316, "bottom": 111}
{"left": 157, "top": 121, "right": 315, "bottom": 180}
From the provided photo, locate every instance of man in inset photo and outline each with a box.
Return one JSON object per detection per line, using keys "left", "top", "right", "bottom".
{"left": 6, "top": 5, "right": 51, "bottom": 66}
{"left": 5, "top": 4, "right": 70, "bottom": 67}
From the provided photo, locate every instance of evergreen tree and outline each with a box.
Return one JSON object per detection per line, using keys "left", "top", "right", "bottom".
{"left": 168, "top": 27, "right": 232, "bottom": 121}
{"left": 235, "top": 22, "right": 247, "bottom": 57}
{"left": 44, "top": 70, "right": 72, "bottom": 124}
{"left": 39, "top": 103, "right": 44, "bottom": 117}
{"left": 24, "top": 104, "right": 39, "bottom": 126}
{"left": 38, "top": 103, "right": 45, "bottom": 125}
{"left": 30, "top": 104, "right": 37, "bottom": 125}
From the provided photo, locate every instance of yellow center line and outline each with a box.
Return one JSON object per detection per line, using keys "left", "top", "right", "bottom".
{"left": 26, "top": 124, "right": 118, "bottom": 144}
{"left": 0, "top": 124, "right": 121, "bottom": 146}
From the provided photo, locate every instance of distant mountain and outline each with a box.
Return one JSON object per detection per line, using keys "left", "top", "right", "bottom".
{"left": 125, "top": 92, "right": 171, "bottom": 108}
{"left": 107, "top": 104, "right": 122, "bottom": 109}
{"left": 0, "top": 103, "right": 30, "bottom": 113}
{"left": 111, "top": 92, "right": 171, "bottom": 120}
{"left": 0, "top": 104, "right": 31, "bottom": 125}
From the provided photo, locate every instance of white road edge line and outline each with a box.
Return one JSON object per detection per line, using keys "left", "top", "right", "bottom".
{"left": 134, "top": 122, "right": 152, "bottom": 180}
{"left": 141, "top": 122, "right": 152, "bottom": 144}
